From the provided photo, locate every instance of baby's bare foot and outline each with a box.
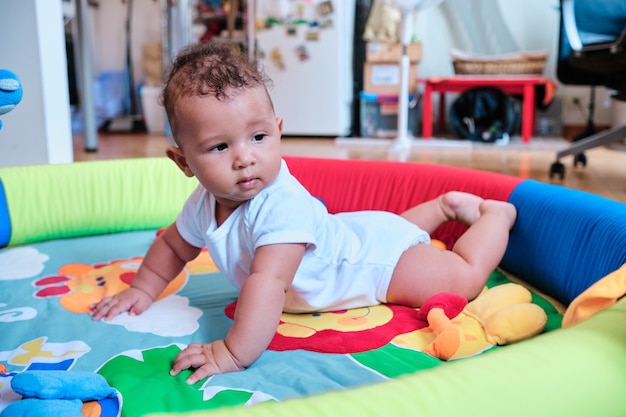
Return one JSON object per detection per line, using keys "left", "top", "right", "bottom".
{"left": 439, "top": 191, "right": 484, "bottom": 225}
{"left": 479, "top": 200, "right": 517, "bottom": 229}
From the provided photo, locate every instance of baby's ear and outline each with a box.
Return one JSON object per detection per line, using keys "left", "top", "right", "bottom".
{"left": 276, "top": 117, "right": 283, "bottom": 134}
{"left": 166, "top": 146, "right": 194, "bottom": 177}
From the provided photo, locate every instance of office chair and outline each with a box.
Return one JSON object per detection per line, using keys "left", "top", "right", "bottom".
{"left": 549, "top": 0, "right": 626, "bottom": 179}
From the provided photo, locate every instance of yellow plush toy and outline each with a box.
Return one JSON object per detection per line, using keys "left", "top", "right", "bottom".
{"left": 465, "top": 283, "right": 548, "bottom": 345}
{"left": 420, "top": 283, "right": 548, "bottom": 360}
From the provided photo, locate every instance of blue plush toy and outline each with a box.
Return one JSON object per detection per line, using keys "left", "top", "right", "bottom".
{"left": 0, "top": 371, "right": 119, "bottom": 417}
{"left": 0, "top": 69, "right": 23, "bottom": 130}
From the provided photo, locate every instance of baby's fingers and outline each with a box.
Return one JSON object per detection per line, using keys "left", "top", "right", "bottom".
{"left": 90, "top": 296, "right": 130, "bottom": 321}
{"left": 89, "top": 297, "right": 113, "bottom": 321}
{"left": 170, "top": 345, "right": 219, "bottom": 384}
{"left": 186, "top": 365, "right": 220, "bottom": 385}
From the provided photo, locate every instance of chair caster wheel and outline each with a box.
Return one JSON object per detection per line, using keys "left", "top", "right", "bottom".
{"left": 550, "top": 161, "right": 565, "bottom": 179}
{"left": 574, "top": 152, "right": 587, "bottom": 167}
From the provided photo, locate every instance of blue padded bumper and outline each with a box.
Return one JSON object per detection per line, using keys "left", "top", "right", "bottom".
{"left": 0, "top": 179, "right": 10, "bottom": 247}
{"left": 502, "top": 180, "right": 626, "bottom": 304}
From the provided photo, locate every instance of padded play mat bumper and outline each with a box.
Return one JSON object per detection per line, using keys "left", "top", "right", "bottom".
{"left": 0, "top": 157, "right": 625, "bottom": 417}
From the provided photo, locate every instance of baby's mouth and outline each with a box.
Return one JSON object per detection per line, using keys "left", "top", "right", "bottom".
{"left": 237, "top": 177, "right": 260, "bottom": 190}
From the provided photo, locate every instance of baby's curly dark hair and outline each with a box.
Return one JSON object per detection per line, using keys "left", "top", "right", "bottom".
{"left": 161, "top": 42, "right": 272, "bottom": 139}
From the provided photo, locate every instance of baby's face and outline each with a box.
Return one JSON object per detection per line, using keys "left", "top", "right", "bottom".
{"left": 171, "top": 86, "right": 283, "bottom": 210}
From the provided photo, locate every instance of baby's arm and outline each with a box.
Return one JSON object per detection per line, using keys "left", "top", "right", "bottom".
{"left": 171, "top": 242, "right": 306, "bottom": 383}
{"left": 90, "top": 223, "right": 202, "bottom": 321}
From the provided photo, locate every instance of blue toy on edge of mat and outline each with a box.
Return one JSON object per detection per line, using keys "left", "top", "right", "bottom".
{"left": 0, "top": 370, "right": 119, "bottom": 417}
{"left": 0, "top": 69, "right": 23, "bottom": 130}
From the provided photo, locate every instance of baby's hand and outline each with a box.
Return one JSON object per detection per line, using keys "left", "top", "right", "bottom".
{"left": 89, "top": 287, "right": 153, "bottom": 321}
{"left": 171, "top": 340, "right": 244, "bottom": 384}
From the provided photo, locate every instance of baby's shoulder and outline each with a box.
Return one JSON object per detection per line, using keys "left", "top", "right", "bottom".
{"left": 254, "top": 181, "right": 314, "bottom": 212}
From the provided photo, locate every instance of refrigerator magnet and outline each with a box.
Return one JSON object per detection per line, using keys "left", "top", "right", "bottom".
{"left": 256, "top": 18, "right": 267, "bottom": 31}
{"left": 306, "top": 30, "right": 319, "bottom": 41}
{"left": 317, "top": 1, "right": 334, "bottom": 16}
{"left": 295, "top": 45, "right": 309, "bottom": 61}
{"left": 319, "top": 19, "right": 333, "bottom": 29}
{"left": 271, "top": 48, "right": 286, "bottom": 70}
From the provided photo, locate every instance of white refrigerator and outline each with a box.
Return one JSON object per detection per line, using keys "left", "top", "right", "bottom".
{"left": 253, "top": 0, "right": 355, "bottom": 136}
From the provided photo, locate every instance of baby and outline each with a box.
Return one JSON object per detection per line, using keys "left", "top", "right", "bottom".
{"left": 91, "top": 42, "right": 517, "bottom": 384}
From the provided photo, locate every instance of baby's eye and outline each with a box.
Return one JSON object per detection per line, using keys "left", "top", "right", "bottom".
{"left": 210, "top": 143, "right": 228, "bottom": 152}
{"left": 252, "top": 134, "right": 266, "bottom": 142}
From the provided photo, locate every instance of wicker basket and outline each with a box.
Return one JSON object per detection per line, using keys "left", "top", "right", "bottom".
{"left": 451, "top": 49, "right": 548, "bottom": 75}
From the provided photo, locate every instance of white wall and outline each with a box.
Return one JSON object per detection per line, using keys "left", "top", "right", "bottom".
{"left": 94, "top": 0, "right": 608, "bottom": 127}
{"left": 81, "top": 0, "right": 163, "bottom": 91}
{"left": 415, "top": 0, "right": 613, "bottom": 126}
{"left": 498, "top": 0, "right": 613, "bottom": 126}
{"left": 0, "top": 0, "right": 73, "bottom": 168}
{"left": 0, "top": 0, "right": 610, "bottom": 168}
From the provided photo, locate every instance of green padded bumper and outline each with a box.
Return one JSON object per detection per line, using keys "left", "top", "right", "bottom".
{"left": 0, "top": 158, "right": 197, "bottom": 247}
{"left": 159, "top": 297, "right": 626, "bottom": 417}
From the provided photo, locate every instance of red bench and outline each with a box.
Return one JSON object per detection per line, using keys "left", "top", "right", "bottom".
{"left": 419, "top": 75, "right": 557, "bottom": 143}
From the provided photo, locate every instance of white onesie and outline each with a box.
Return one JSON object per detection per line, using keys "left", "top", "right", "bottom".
{"left": 176, "top": 159, "right": 430, "bottom": 313}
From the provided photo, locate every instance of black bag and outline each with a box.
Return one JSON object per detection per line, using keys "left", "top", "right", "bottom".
{"left": 449, "top": 87, "right": 520, "bottom": 143}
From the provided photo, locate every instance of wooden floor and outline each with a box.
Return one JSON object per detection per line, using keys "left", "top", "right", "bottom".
{"left": 73, "top": 132, "right": 626, "bottom": 203}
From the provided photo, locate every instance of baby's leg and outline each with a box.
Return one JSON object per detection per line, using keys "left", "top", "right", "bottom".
{"left": 388, "top": 199, "right": 517, "bottom": 306}
{"left": 400, "top": 191, "right": 484, "bottom": 234}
